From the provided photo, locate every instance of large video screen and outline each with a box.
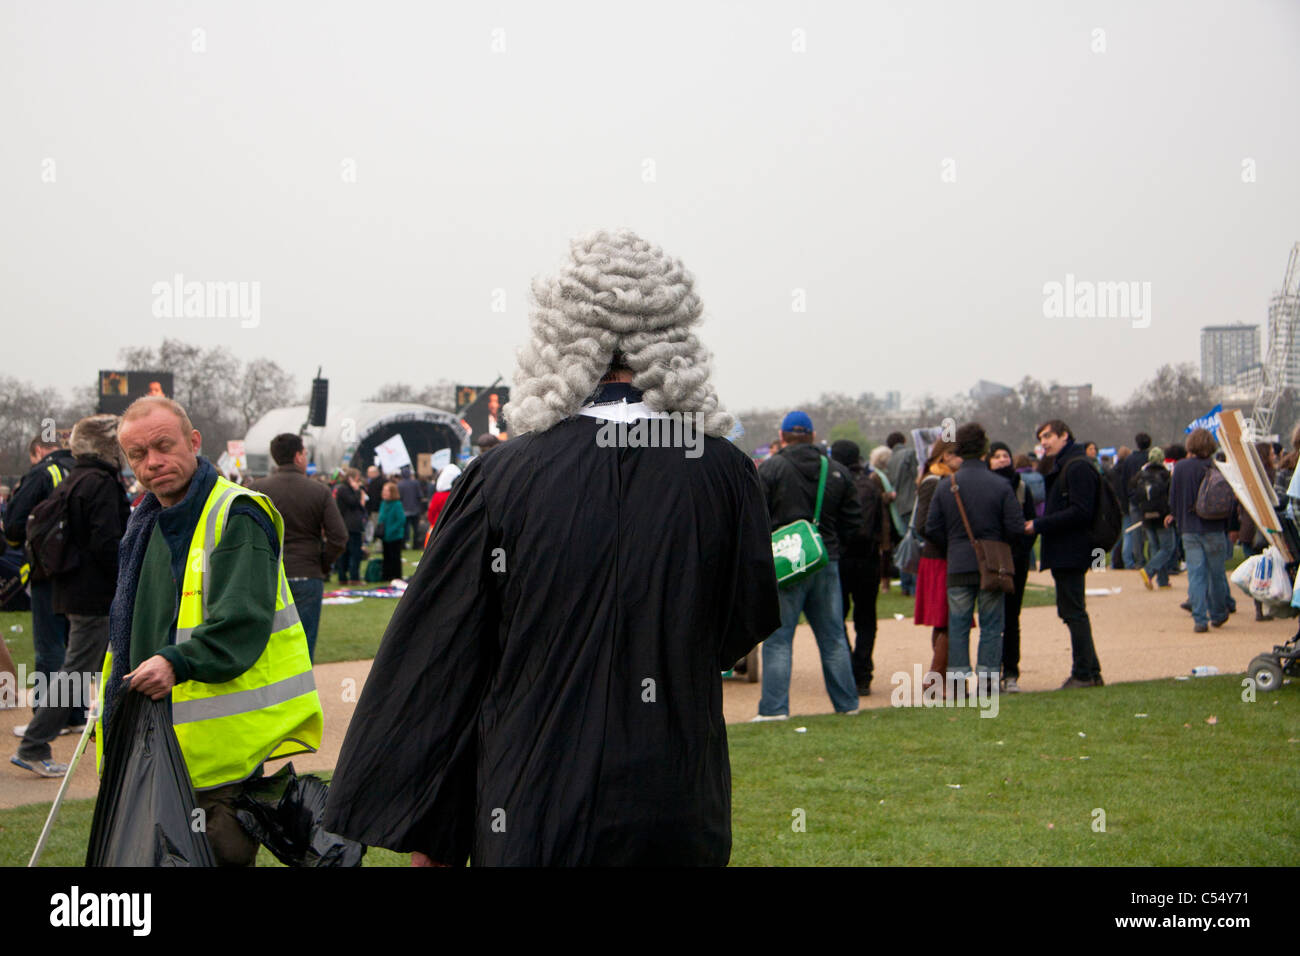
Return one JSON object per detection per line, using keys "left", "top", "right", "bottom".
{"left": 97, "top": 371, "right": 174, "bottom": 414}
{"left": 456, "top": 384, "right": 510, "bottom": 441}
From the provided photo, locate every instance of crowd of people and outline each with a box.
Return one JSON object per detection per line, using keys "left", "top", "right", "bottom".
{"left": 1, "top": 229, "right": 1295, "bottom": 867}
{"left": 748, "top": 416, "right": 1299, "bottom": 717}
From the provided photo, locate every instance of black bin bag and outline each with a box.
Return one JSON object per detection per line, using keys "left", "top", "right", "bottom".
{"left": 86, "top": 691, "right": 216, "bottom": 867}
{"left": 235, "top": 763, "right": 365, "bottom": 867}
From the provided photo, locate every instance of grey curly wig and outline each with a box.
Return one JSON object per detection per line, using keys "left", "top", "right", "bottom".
{"left": 503, "top": 229, "right": 734, "bottom": 437}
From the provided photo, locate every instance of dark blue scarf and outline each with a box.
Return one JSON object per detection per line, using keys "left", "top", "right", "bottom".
{"left": 103, "top": 458, "right": 217, "bottom": 730}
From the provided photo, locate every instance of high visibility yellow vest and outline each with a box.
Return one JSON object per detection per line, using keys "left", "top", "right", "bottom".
{"left": 96, "top": 476, "right": 323, "bottom": 790}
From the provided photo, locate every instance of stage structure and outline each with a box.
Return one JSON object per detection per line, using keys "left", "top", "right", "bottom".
{"left": 240, "top": 402, "right": 468, "bottom": 477}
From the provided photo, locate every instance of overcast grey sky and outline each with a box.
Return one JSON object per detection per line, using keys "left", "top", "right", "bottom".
{"left": 3, "top": 0, "right": 1298, "bottom": 418}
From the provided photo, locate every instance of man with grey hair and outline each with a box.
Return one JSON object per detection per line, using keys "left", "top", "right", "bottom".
{"left": 885, "top": 432, "right": 918, "bottom": 594}
{"left": 325, "top": 230, "right": 780, "bottom": 866}
{"left": 12, "top": 416, "right": 129, "bottom": 777}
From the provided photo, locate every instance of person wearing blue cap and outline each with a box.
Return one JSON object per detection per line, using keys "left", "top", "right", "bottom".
{"left": 753, "top": 411, "right": 864, "bottom": 719}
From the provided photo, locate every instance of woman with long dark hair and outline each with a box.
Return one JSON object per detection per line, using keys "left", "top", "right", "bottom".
{"left": 913, "top": 439, "right": 962, "bottom": 693}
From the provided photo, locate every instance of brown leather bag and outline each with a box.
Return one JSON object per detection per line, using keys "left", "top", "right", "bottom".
{"left": 950, "top": 478, "right": 1015, "bottom": 593}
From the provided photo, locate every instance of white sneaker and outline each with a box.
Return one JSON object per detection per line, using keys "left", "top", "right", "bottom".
{"left": 10, "top": 723, "right": 79, "bottom": 738}
{"left": 1002, "top": 677, "right": 1021, "bottom": 693}
{"left": 749, "top": 713, "right": 789, "bottom": 722}
{"left": 838, "top": 709, "right": 860, "bottom": 716}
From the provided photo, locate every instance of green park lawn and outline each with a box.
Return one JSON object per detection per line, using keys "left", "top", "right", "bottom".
{"left": 5, "top": 545, "right": 1292, "bottom": 867}
{"left": 2, "top": 675, "right": 1295, "bottom": 866}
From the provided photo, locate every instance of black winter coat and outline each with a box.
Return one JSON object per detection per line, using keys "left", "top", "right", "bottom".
{"left": 51, "top": 456, "right": 130, "bottom": 616}
{"left": 333, "top": 482, "right": 366, "bottom": 534}
{"left": 1119, "top": 446, "right": 1149, "bottom": 509}
{"left": 322, "top": 415, "right": 780, "bottom": 865}
{"left": 1036, "top": 440, "right": 1099, "bottom": 571}
{"left": 3, "top": 448, "right": 75, "bottom": 548}
{"left": 841, "top": 463, "right": 886, "bottom": 559}
{"left": 925, "top": 459, "right": 1024, "bottom": 578}
{"left": 757, "top": 444, "right": 862, "bottom": 561}
{"left": 1129, "top": 462, "right": 1171, "bottom": 527}
{"left": 993, "top": 464, "right": 1038, "bottom": 569}
{"left": 914, "top": 472, "right": 946, "bottom": 560}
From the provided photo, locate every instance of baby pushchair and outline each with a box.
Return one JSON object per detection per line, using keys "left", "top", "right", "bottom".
{"left": 1249, "top": 501, "right": 1300, "bottom": 692}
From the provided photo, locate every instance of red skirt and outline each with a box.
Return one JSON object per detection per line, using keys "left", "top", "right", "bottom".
{"left": 913, "top": 556, "right": 949, "bottom": 628}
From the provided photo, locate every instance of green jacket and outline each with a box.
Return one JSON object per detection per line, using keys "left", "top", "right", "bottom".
{"left": 132, "top": 506, "right": 279, "bottom": 684}
{"left": 378, "top": 499, "right": 407, "bottom": 543}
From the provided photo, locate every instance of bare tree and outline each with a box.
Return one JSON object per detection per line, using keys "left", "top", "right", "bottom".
{"left": 366, "top": 379, "right": 457, "bottom": 409}
{"left": 1122, "top": 363, "right": 1214, "bottom": 447}
{"left": 237, "top": 358, "right": 297, "bottom": 434}
{"left": 0, "top": 377, "right": 62, "bottom": 476}
{"left": 119, "top": 338, "right": 298, "bottom": 455}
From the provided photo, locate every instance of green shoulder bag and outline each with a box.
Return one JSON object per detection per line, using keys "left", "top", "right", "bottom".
{"left": 771, "top": 455, "right": 830, "bottom": 587}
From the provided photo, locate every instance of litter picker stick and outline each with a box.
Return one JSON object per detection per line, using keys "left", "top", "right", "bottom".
{"left": 28, "top": 681, "right": 98, "bottom": 868}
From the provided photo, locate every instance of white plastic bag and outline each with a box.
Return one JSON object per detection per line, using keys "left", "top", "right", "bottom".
{"left": 1232, "top": 553, "right": 1262, "bottom": 598}
{"left": 1264, "top": 546, "right": 1292, "bottom": 605}
{"left": 1250, "top": 552, "right": 1274, "bottom": 602}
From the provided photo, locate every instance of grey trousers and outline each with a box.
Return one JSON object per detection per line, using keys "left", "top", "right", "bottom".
{"left": 18, "top": 613, "right": 107, "bottom": 762}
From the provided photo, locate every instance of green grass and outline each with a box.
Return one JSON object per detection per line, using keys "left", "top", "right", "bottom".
{"left": 728, "top": 675, "right": 1299, "bottom": 866}
{"left": 4, "top": 676, "right": 1295, "bottom": 866}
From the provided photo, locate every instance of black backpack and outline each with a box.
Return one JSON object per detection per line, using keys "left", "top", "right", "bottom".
{"left": 1132, "top": 468, "right": 1170, "bottom": 520}
{"left": 25, "top": 470, "right": 88, "bottom": 582}
{"left": 855, "top": 469, "right": 884, "bottom": 545}
{"left": 1064, "top": 459, "right": 1124, "bottom": 552}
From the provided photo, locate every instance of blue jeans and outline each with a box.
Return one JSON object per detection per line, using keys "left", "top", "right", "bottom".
{"left": 1142, "top": 524, "right": 1177, "bottom": 586}
{"left": 29, "top": 580, "right": 69, "bottom": 710}
{"left": 1122, "top": 505, "right": 1146, "bottom": 569}
{"left": 1182, "top": 531, "right": 1228, "bottom": 627}
{"left": 946, "top": 584, "right": 1005, "bottom": 678}
{"left": 288, "top": 577, "right": 324, "bottom": 662}
{"left": 334, "top": 531, "right": 363, "bottom": 582}
{"left": 758, "top": 561, "right": 859, "bottom": 716}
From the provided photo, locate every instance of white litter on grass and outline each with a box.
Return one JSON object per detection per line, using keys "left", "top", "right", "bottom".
{"left": 1134, "top": 713, "right": 1148, "bottom": 718}
{"left": 1084, "top": 587, "right": 1123, "bottom": 596}
{"left": 996, "top": 740, "right": 1005, "bottom": 746}
{"left": 946, "top": 784, "right": 962, "bottom": 789}
{"left": 794, "top": 727, "right": 807, "bottom": 733}
{"left": 1078, "top": 732, "right": 1086, "bottom": 737}
{"left": 1079, "top": 756, "right": 1090, "bottom": 761}
{"left": 1174, "top": 675, "right": 1190, "bottom": 681}
{"left": 893, "top": 613, "right": 905, "bottom": 621}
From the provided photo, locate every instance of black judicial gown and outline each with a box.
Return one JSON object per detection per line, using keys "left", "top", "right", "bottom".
{"left": 322, "top": 415, "right": 781, "bottom": 865}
